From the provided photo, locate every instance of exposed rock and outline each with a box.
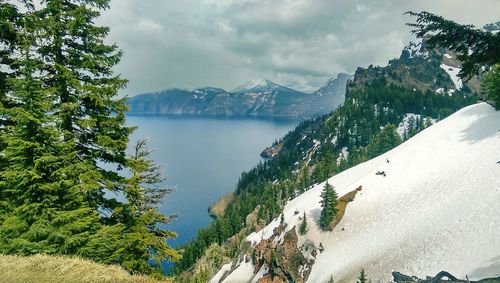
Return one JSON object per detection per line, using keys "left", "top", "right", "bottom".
{"left": 209, "top": 192, "right": 234, "bottom": 218}
{"left": 261, "top": 143, "right": 284, "bottom": 158}
{"left": 392, "top": 271, "right": 500, "bottom": 283}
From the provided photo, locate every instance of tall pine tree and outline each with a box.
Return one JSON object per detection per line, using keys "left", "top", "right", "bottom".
{"left": 319, "top": 181, "right": 338, "bottom": 231}
{"left": 0, "top": 0, "right": 179, "bottom": 275}
{"left": 0, "top": 6, "right": 102, "bottom": 255}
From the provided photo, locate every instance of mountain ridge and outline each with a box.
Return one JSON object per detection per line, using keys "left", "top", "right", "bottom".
{"left": 126, "top": 75, "right": 351, "bottom": 119}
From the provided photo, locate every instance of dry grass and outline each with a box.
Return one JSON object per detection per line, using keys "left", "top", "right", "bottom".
{"left": 209, "top": 192, "right": 235, "bottom": 218}
{"left": 331, "top": 186, "right": 362, "bottom": 229}
{"left": 0, "top": 254, "right": 173, "bottom": 283}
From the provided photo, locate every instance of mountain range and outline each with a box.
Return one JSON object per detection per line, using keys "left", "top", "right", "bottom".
{"left": 126, "top": 74, "right": 352, "bottom": 119}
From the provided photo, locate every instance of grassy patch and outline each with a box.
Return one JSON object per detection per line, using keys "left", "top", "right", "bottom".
{"left": 0, "top": 254, "right": 172, "bottom": 283}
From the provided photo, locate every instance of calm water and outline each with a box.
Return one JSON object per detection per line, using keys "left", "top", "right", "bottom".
{"left": 127, "top": 115, "right": 298, "bottom": 247}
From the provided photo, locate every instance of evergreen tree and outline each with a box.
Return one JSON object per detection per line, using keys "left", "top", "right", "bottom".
{"left": 79, "top": 139, "right": 180, "bottom": 274}
{"left": 0, "top": 1, "right": 21, "bottom": 171}
{"left": 407, "top": 11, "right": 500, "bottom": 108}
{"left": 0, "top": 9, "right": 101, "bottom": 255}
{"left": 483, "top": 64, "right": 500, "bottom": 109}
{"left": 357, "top": 269, "right": 367, "bottom": 283}
{"left": 0, "top": 1, "right": 179, "bottom": 275}
{"left": 407, "top": 11, "right": 500, "bottom": 80}
{"left": 33, "top": 0, "right": 133, "bottom": 200}
{"left": 299, "top": 212, "right": 307, "bottom": 235}
{"left": 319, "top": 182, "right": 338, "bottom": 231}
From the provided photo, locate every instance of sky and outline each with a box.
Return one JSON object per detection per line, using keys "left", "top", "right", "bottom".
{"left": 98, "top": 0, "right": 499, "bottom": 96}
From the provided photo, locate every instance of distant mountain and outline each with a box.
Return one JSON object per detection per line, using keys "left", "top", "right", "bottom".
{"left": 126, "top": 75, "right": 350, "bottom": 119}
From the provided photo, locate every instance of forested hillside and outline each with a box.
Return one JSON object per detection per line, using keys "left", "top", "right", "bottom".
{"left": 175, "top": 42, "right": 479, "bottom": 280}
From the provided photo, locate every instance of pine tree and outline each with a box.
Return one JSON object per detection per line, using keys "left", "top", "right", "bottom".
{"left": 483, "top": 64, "right": 500, "bottom": 110}
{"left": 0, "top": 1, "right": 179, "bottom": 275}
{"left": 407, "top": 11, "right": 500, "bottom": 109}
{"left": 319, "top": 181, "right": 338, "bottom": 231}
{"left": 80, "top": 139, "right": 180, "bottom": 274}
{"left": 0, "top": 1, "right": 21, "bottom": 173}
{"left": 299, "top": 211, "right": 307, "bottom": 235}
{"left": 357, "top": 269, "right": 367, "bottom": 283}
{"left": 407, "top": 11, "right": 500, "bottom": 80}
{"left": 31, "top": 0, "right": 133, "bottom": 214}
{"left": 0, "top": 9, "right": 101, "bottom": 255}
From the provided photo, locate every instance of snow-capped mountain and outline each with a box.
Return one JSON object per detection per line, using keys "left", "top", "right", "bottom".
{"left": 232, "top": 79, "right": 305, "bottom": 96}
{"left": 213, "top": 102, "right": 500, "bottom": 282}
{"left": 126, "top": 77, "right": 350, "bottom": 119}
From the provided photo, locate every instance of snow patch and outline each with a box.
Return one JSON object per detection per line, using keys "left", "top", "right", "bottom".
{"left": 246, "top": 218, "right": 281, "bottom": 246}
{"left": 210, "top": 262, "right": 233, "bottom": 283}
{"left": 440, "top": 63, "right": 463, "bottom": 90}
{"left": 222, "top": 259, "right": 254, "bottom": 283}
{"left": 250, "top": 265, "right": 269, "bottom": 283}
{"left": 336, "top": 147, "right": 349, "bottom": 165}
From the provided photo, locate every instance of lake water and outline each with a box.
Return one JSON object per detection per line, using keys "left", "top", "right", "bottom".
{"left": 127, "top": 115, "right": 298, "bottom": 247}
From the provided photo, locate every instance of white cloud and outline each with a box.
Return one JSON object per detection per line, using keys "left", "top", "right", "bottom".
{"left": 97, "top": 0, "right": 500, "bottom": 95}
{"left": 356, "top": 4, "right": 367, "bottom": 12}
{"left": 137, "top": 18, "right": 163, "bottom": 33}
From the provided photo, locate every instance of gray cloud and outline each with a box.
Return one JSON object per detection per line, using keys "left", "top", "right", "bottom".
{"left": 98, "top": 0, "right": 499, "bottom": 95}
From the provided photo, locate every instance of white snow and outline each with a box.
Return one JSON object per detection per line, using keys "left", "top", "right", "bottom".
{"left": 250, "top": 265, "right": 269, "bottom": 283}
{"left": 210, "top": 262, "right": 233, "bottom": 283}
{"left": 336, "top": 146, "right": 349, "bottom": 165}
{"left": 397, "top": 113, "right": 435, "bottom": 139}
{"left": 246, "top": 218, "right": 281, "bottom": 246}
{"left": 222, "top": 258, "right": 254, "bottom": 283}
{"left": 436, "top": 88, "right": 445, "bottom": 95}
{"left": 233, "top": 79, "right": 273, "bottom": 93}
{"left": 222, "top": 103, "right": 500, "bottom": 282}
{"left": 440, "top": 63, "right": 463, "bottom": 90}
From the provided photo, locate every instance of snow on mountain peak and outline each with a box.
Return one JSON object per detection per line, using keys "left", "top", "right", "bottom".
{"left": 232, "top": 79, "right": 277, "bottom": 93}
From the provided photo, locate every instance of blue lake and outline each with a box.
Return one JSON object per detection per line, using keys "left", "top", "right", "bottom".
{"left": 126, "top": 115, "right": 298, "bottom": 247}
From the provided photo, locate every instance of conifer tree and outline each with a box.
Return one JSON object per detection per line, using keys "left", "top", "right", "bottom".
{"left": 407, "top": 11, "right": 500, "bottom": 80}
{"left": 483, "top": 64, "right": 500, "bottom": 110}
{"left": 319, "top": 181, "right": 338, "bottom": 231}
{"left": 357, "top": 269, "right": 367, "bottom": 283}
{"left": 0, "top": 1, "right": 179, "bottom": 275}
{"left": 0, "top": 7, "right": 102, "bottom": 255}
{"left": 299, "top": 211, "right": 307, "bottom": 235}
{"left": 33, "top": 0, "right": 133, "bottom": 199}
{"left": 407, "top": 11, "right": 500, "bottom": 109}
{"left": 0, "top": 1, "right": 21, "bottom": 171}
{"left": 80, "top": 139, "right": 180, "bottom": 274}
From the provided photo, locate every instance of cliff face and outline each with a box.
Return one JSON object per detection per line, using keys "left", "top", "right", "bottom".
{"left": 126, "top": 75, "right": 351, "bottom": 119}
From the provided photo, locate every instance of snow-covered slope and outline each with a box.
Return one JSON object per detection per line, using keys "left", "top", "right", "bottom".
{"left": 217, "top": 103, "right": 500, "bottom": 282}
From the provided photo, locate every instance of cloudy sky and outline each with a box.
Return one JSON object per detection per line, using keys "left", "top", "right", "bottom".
{"left": 98, "top": 0, "right": 499, "bottom": 96}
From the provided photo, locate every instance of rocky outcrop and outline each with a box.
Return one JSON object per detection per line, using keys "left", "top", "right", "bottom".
{"left": 260, "top": 143, "right": 283, "bottom": 158}
{"left": 392, "top": 271, "right": 500, "bottom": 283}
